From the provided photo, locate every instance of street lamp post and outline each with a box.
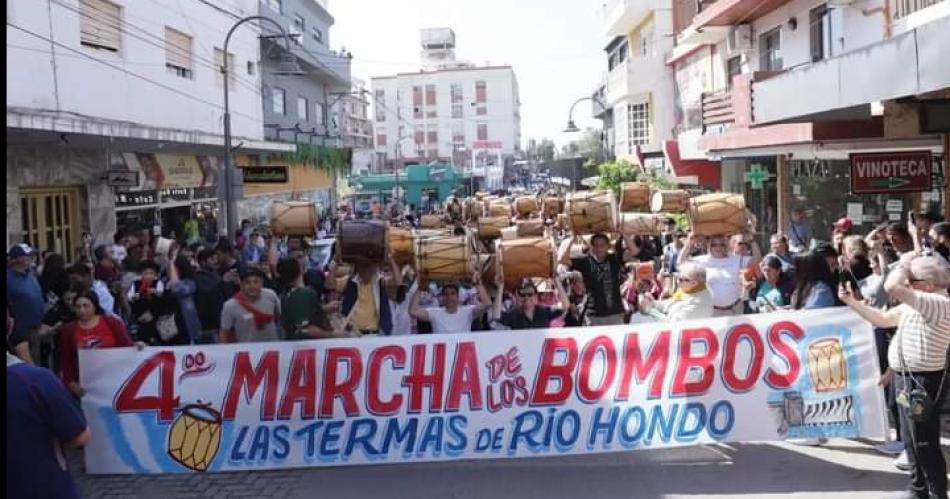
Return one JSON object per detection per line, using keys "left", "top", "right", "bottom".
{"left": 221, "top": 16, "right": 302, "bottom": 239}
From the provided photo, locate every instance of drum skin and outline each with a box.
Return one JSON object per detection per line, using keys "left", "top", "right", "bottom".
{"left": 415, "top": 235, "right": 473, "bottom": 282}
{"left": 565, "top": 191, "right": 617, "bottom": 235}
{"left": 619, "top": 213, "right": 667, "bottom": 236}
{"left": 650, "top": 190, "right": 690, "bottom": 214}
{"left": 619, "top": 182, "right": 651, "bottom": 212}
{"left": 514, "top": 196, "right": 540, "bottom": 216}
{"left": 542, "top": 197, "right": 563, "bottom": 218}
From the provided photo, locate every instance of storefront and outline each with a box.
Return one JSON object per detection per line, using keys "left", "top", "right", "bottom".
{"left": 719, "top": 150, "right": 946, "bottom": 246}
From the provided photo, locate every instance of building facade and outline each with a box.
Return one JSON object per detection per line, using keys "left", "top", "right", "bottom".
{"left": 6, "top": 0, "right": 294, "bottom": 255}
{"left": 599, "top": 0, "right": 678, "bottom": 169}
{"left": 242, "top": 0, "right": 352, "bottom": 220}
{"left": 370, "top": 28, "right": 522, "bottom": 192}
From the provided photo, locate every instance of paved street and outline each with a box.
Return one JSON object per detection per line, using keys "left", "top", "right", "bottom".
{"left": 72, "top": 433, "right": 950, "bottom": 499}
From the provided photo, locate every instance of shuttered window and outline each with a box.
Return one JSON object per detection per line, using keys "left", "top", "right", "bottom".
{"left": 79, "top": 0, "right": 121, "bottom": 53}
{"left": 164, "top": 27, "right": 193, "bottom": 78}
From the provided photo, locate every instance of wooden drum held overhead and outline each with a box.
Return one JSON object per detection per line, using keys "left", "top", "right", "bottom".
{"left": 338, "top": 220, "right": 388, "bottom": 265}
{"left": 496, "top": 237, "right": 556, "bottom": 289}
{"left": 488, "top": 200, "right": 512, "bottom": 218}
{"left": 687, "top": 193, "right": 748, "bottom": 236}
{"left": 514, "top": 196, "right": 540, "bottom": 216}
{"left": 464, "top": 198, "right": 485, "bottom": 221}
{"left": 478, "top": 216, "right": 511, "bottom": 239}
{"left": 270, "top": 201, "right": 318, "bottom": 237}
{"left": 619, "top": 182, "right": 651, "bottom": 212}
{"left": 619, "top": 213, "right": 667, "bottom": 237}
{"left": 516, "top": 219, "right": 545, "bottom": 238}
{"left": 420, "top": 214, "right": 443, "bottom": 229}
{"left": 565, "top": 190, "right": 617, "bottom": 235}
{"left": 650, "top": 190, "right": 690, "bottom": 213}
{"left": 415, "top": 235, "right": 473, "bottom": 282}
{"left": 389, "top": 226, "right": 414, "bottom": 266}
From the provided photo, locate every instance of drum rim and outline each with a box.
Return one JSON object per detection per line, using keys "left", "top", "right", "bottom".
{"left": 181, "top": 403, "right": 222, "bottom": 424}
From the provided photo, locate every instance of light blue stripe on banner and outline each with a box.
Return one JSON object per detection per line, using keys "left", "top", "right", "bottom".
{"left": 137, "top": 412, "right": 182, "bottom": 473}
{"left": 98, "top": 406, "right": 146, "bottom": 474}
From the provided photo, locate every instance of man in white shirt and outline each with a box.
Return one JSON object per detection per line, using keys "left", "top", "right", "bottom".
{"left": 410, "top": 273, "right": 492, "bottom": 334}
{"left": 679, "top": 233, "right": 759, "bottom": 317}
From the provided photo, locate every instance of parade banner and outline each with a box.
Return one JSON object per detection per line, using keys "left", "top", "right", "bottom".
{"left": 79, "top": 309, "right": 887, "bottom": 474}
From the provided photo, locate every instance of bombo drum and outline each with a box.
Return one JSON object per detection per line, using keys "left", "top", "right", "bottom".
{"left": 464, "top": 198, "right": 485, "bottom": 221}
{"left": 515, "top": 219, "right": 545, "bottom": 238}
{"left": 478, "top": 216, "right": 511, "bottom": 239}
{"left": 420, "top": 214, "right": 443, "bottom": 229}
{"left": 496, "top": 237, "right": 555, "bottom": 288}
{"left": 650, "top": 190, "right": 690, "bottom": 214}
{"left": 270, "top": 201, "right": 318, "bottom": 237}
{"left": 542, "top": 197, "right": 563, "bottom": 218}
{"left": 619, "top": 213, "right": 667, "bottom": 236}
{"left": 338, "top": 220, "right": 388, "bottom": 265}
{"left": 619, "top": 182, "right": 651, "bottom": 212}
{"left": 488, "top": 200, "right": 512, "bottom": 218}
{"left": 514, "top": 196, "right": 540, "bottom": 216}
{"left": 168, "top": 404, "right": 223, "bottom": 472}
{"left": 565, "top": 191, "right": 617, "bottom": 235}
{"left": 687, "top": 193, "right": 747, "bottom": 236}
{"left": 808, "top": 338, "right": 848, "bottom": 393}
{"left": 389, "top": 226, "right": 414, "bottom": 266}
{"left": 415, "top": 235, "right": 473, "bottom": 282}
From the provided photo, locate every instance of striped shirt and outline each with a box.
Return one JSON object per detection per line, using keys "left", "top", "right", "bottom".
{"left": 887, "top": 291, "right": 950, "bottom": 371}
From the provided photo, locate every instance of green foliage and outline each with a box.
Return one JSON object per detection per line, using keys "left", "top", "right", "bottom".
{"left": 265, "top": 143, "right": 352, "bottom": 174}
{"left": 595, "top": 159, "right": 639, "bottom": 196}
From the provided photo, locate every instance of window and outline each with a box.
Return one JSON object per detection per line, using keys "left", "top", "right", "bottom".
{"left": 450, "top": 82, "right": 463, "bottom": 118}
{"left": 810, "top": 4, "right": 829, "bottom": 63}
{"left": 214, "top": 48, "right": 236, "bottom": 89}
{"left": 312, "top": 27, "right": 323, "bottom": 44}
{"left": 475, "top": 81, "right": 487, "bottom": 115}
{"left": 291, "top": 14, "right": 304, "bottom": 44}
{"left": 425, "top": 84, "right": 437, "bottom": 117}
{"left": 164, "top": 27, "right": 192, "bottom": 78}
{"left": 626, "top": 102, "right": 650, "bottom": 151}
{"left": 247, "top": 61, "right": 255, "bottom": 76}
{"left": 376, "top": 130, "right": 387, "bottom": 147}
{"left": 426, "top": 124, "right": 438, "bottom": 145}
{"left": 297, "top": 96, "right": 308, "bottom": 121}
{"left": 414, "top": 126, "right": 425, "bottom": 156}
{"left": 758, "top": 27, "right": 782, "bottom": 72}
{"left": 374, "top": 89, "right": 385, "bottom": 122}
{"left": 607, "top": 38, "right": 628, "bottom": 71}
{"left": 267, "top": 0, "right": 282, "bottom": 13}
{"left": 273, "top": 88, "right": 286, "bottom": 115}
{"left": 477, "top": 123, "right": 488, "bottom": 141}
{"left": 726, "top": 56, "right": 741, "bottom": 88}
{"left": 314, "top": 102, "right": 325, "bottom": 126}
{"left": 80, "top": 0, "right": 121, "bottom": 53}
{"left": 452, "top": 123, "right": 465, "bottom": 145}
{"left": 412, "top": 86, "right": 423, "bottom": 118}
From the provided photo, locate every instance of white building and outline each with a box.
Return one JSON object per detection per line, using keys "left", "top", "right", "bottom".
{"left": 370, "top": 28, "right": 521, "bottom": 190}
{"left": 598, "top": 0, "right": 677, "bottom": 168}
{"left": 6, "top": 0, "right": 292, "bottom": 251}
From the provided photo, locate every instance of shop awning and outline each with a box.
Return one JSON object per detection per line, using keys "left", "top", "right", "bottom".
{"left": 663, "top": 140, "right": 721, "bottom": 190}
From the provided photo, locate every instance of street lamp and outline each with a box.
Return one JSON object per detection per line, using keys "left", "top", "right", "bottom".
{"left": 562, "top": 95, "right": 606, "bottom": 133}
{"left": 221, "top": 16, "right": 303, "bottom": 239}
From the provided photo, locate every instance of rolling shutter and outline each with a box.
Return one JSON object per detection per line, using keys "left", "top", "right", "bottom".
{"left": 164, "top": 27, "right": 192, "bottom": 70}
{"left": 79, "top": 0, "right": 121, "bottom": 52}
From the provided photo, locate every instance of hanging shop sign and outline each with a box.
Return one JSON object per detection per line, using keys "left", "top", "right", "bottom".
{"left": 849, "top": 151, "right": 932, "bottom": 194}
{"left": 240, "top": 166, "right": 289, "bottom": 183}
{"left": 107, "top": 170, "right": 141, "bottom": 188}
{"left": 160, "top": 187, "right": 193, "bottom": 203}
{"left": 114, "top": 190, "right": 159, "bottom": 208}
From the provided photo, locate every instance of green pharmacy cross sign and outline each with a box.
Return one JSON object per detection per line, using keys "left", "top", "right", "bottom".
{"left": 745, "top": 164, "right": 774, "bottom": 190}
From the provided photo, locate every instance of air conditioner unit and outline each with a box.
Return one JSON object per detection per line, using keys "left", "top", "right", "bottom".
{"left": 728, "top": 24, "right": 753, "bottom": 52}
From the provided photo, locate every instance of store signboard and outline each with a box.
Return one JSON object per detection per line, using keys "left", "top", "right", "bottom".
{"left": 107, "top": 170, "right": 140, "bottom": 188}
{"left": 240, "top": 166, "right": 289, "bottom": 183}
{"left": 161, "top": 187, "right": 192, "bottom": 203}
{"left": 114, "top": 190, "right": 159, "bottom": 208}
{"left": 849, "top": 151, "right": 932, "bottom": 194}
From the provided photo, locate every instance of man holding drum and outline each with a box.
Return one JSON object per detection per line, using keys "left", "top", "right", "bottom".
{"left": 490, "top": 277, "right": 570, "bottom": 330}
{"left": 557, "top": 233, "right": 626, "bottom": 326}
{"left": 409, "top": 272, "right": 492, "bottom": 334}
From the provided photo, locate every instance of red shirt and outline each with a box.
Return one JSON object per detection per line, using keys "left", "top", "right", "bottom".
{"left": 58, "top": 314, "right": 132, "bottom": 386}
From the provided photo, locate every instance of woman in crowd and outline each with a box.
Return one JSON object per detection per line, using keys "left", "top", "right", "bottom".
{"left": 127, "top": 260, "right": 169, "bottom": 344}
{"left": 167, "top": 248, "right": 201, "bottom": 345}
{"left": 744, "top": 255, "right": 794, "bottom": 313}
{"left": 58, "top": 290, "right": 135, "bottom": 398}
{"left": 929, "top": 221, "right": 950, "bottom": 261}
{"left": 39, "top": 252, "right": 70, "bottom": 304}
{"left": 562, "top": 271, "right": 588, "bottom": 327}
{"left": 791, "top": 250, "right": 839, "bottom": 310}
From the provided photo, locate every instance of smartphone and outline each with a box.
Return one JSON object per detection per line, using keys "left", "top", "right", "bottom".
{"left": 909, "top": 212, "right": 916, "bottom": 225}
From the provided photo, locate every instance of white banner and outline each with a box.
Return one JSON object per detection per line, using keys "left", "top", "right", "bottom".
{"left": 80, "top": 309, "right": 887, "bottom": 474}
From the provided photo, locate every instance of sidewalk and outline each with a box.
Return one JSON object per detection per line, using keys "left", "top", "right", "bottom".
{"left": 71, "top": 438, "right": 949, "bottom": 499}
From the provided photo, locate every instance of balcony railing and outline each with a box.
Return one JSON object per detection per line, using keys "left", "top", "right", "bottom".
{"left": 673, "top": 0, "right": 719, "bottom": 33}
{"left": 891, "top": 0, "right": 946, "bottom": 19}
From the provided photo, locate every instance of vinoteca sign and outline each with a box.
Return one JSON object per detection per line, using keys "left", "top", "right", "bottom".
{"left": 850, "top": 151, "right": 931, "bottom": 194}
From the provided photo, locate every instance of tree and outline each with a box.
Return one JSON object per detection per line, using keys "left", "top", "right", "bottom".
{"left": 595, "top": 159, "right": 639, "bottom": 196}
{"left": 528, "top": 138, "right": 556, "bottom": 162}
{"left": 561, "top": 127, "right": 603, "bottom": 160}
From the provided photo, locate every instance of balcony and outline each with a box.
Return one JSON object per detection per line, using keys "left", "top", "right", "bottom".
{"left": 604, "top": 54, "right": 668, "bottom": 106}
{"left": 892, "top": 0, "right": 947, "bottom": 19}
{"left": 675, "top": 0, "right": 789, "bottom": 47}
{"left": 602, "top": 0, "right": 662, "bottom": 37}
{"left": 752, "top": 14, "right": 950, "bottom": 125}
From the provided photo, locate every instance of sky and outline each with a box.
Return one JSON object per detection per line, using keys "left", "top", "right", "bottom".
{"left": 328, "top": 0, "right": 606, "bottom": 148}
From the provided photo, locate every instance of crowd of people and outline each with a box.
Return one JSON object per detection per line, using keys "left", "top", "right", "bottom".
{"left": 6, "top": 196, "right": 950, "bottom": 499}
